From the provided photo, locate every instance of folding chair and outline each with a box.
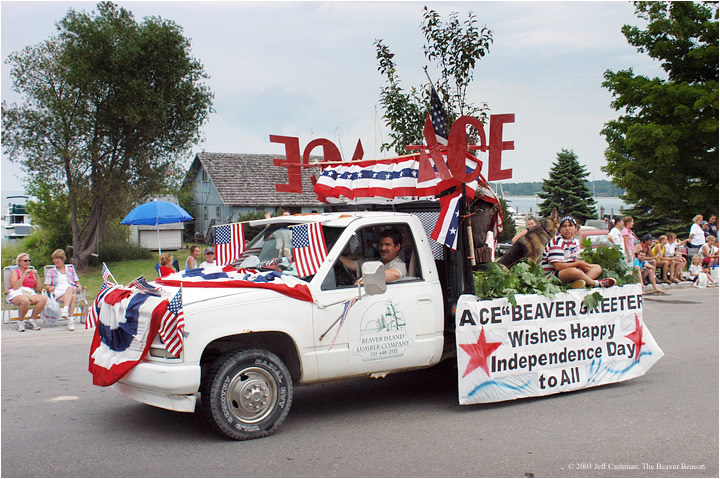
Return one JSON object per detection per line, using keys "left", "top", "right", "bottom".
{"left": 43, "top": 265, "right": 88, "bottom": 327}
{"left": 2, "top": 265, "right": 20, "bottom": 326}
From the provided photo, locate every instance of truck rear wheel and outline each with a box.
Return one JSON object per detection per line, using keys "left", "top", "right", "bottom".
{"left": 201, "top": 349, "right": 293, "bottom": 440}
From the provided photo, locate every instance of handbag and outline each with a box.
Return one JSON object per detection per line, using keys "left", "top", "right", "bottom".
{"left": 42, "top": 292, "right": 61, "bottom": 323}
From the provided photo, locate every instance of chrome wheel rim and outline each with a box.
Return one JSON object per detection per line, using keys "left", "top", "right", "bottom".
{"left": 226, "top": 367, "right": 278, "bottom": 423}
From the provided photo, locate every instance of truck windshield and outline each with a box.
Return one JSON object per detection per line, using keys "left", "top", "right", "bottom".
{"left": 234, "top": 223, "right": 344, "bottom": 279}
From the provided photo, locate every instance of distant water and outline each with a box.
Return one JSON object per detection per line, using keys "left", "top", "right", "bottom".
{"left": 504, "top": 195, "right": 627, "bottom": 218}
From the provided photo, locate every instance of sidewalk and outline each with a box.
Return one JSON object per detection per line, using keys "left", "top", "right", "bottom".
{"left": 641, "top": 277, "right": 718, "bottom": 295}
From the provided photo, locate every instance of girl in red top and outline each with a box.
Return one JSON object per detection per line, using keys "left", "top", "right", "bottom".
{"left": 159, "top": 254, "right": 175, "bottom": 277}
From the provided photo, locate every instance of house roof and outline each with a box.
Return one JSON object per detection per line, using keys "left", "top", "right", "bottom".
{"left": 189, "top": 153, "right": 324, "bottom": 207}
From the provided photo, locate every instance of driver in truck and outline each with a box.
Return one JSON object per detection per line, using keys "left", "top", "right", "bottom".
{"left": 339, "top": 228, "right": 407, "bottom": 283}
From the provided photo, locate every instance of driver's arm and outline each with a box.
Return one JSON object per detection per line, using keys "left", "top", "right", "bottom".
{"left": 384, "top": 267, "right": 402, "bottom": 283}
{"left": 339, "top": 255, "right": 358, "bottom": 272}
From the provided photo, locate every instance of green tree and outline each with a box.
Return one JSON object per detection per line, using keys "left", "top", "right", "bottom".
{"left": 601, "top": 1, "right": 718, "bottom": 235}
{"left": 375, "top": 7, "right": 493, "bottom": 155}
{"left": 496, "top": 198, "right": 515, "bottom": 243}
{"left": 537, "top": 149, "right": 597, "bottom": 224}
{"left": 2, "top": 2, "right": 214, "bottom": 268}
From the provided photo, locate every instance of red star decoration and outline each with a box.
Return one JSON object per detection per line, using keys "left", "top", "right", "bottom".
{"left": 459, "top": 327, "right": 502, "bottom": 378}
{"left": 625, "top": 313, "right": 646, "bottom": 362}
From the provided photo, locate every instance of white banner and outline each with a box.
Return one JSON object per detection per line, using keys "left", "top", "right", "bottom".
{"left": 456, "top": 284, "right": 663, "bottom": 405}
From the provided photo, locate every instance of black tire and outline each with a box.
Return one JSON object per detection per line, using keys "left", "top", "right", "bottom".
{"left": 201, "top": 349, "right": 293, "bottom": 440}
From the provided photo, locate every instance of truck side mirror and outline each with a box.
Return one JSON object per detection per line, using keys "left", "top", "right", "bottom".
{"left": 361, "top": 261, "right": 387, "bottom": 295}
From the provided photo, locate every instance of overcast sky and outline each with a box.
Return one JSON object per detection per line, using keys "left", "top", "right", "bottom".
{"left": 1, "top": 1, "right": 662, "bottom": 194}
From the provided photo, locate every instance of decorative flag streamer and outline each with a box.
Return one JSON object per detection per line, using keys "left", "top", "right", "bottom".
{"left": 158, "top": 288, "right": 185, "bottom": 357}
{"left": 328, "top": 297, "right": 357, "bottom": 351}
{"left": 214, "top": 222, "right": 245, "bottom": 266}
{"left": 85, "top": 282, "right": 115, "bottom": 330}
{"left": 431, "top": 192, "right": 462, "bottom": 250}
{"left": 292, "top": 222, "right": 329, "bottom": 277}
{"left": 130, "top": 276, "right": 163, "bottom": 295}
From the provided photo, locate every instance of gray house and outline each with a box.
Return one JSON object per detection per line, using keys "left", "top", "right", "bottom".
{"left": 186, "top": 153, "right": 326, "bottom": 240}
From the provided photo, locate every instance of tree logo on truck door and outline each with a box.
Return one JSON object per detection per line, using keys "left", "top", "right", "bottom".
{"left": 351, "top": 300, "right": 413, "bottom": 362}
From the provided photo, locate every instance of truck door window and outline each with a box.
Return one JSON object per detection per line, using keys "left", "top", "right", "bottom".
{"left": 321, "top": 223, "right": 422, "bottom": 290}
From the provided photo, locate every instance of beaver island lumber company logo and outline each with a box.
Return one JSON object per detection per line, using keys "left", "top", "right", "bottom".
{"left": 351, "top": 300, "right": 414, "bottom": 362}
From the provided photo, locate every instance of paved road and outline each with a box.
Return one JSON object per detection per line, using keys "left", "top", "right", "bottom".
{"left": 2, "top": 287, "right": 717, "bottom": 477}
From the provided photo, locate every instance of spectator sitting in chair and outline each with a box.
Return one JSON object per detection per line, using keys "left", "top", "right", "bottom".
{"left": 700, "top": 235, "right": 719, "bottom": 268}
{"left": 665, "top": 232, "right": 687, "bottom": 282}
{"left": 634, "top": 250, "right": 665, "bottom": 294}
{"left": 7, "top": 253, "right": 46, "bottom": 332}
{"left": 650, "top": 235, "right": 676, "bottom": 283}
{"left": 44, "top": 249, "right": 81, "bottom": 330}
{"left": 159, "top": 253, "right": 175, "bottom": 277}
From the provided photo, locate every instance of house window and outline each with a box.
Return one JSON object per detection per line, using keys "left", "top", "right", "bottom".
{"left": 216, "top": 206, "right": 221, "bottom": 219}
{"left": 201, "top": 170, "right": 208, "bottom": 182}
{"left": 203, "top": 206, "right": 208, "bottom": 220}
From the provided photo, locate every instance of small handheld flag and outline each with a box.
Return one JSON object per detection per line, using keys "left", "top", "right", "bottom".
{"left": 292, "top": 222, "right": 328, "bottom": 277}
{"left": 214, "top": 223, "right": 245, "bottom": 266}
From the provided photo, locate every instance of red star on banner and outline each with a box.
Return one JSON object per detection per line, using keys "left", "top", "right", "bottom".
{"left": 625, "top": 313, "right": 646, "bottom": 362}
{"left": 459, "top": 327, "right": 502, "bottom": 378}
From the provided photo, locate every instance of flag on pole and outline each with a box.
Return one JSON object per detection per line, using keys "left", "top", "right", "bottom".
{"left": 328, "top": 296, "right": 357, "bottom": 351}
{"left": 130, "top": 276, "right": 163, "bottom": 295}
{"left": 429, "top": 85, "right": 449, "bottom": 145}
{"left": 102, "top": 263, "right": 118, "bottom": 285}
{"left": 292, "top": 222, "right": 328, "bottom": 277}
{"left": 158, "top": 288, "right": 185, "bottom": 357}
{"left": 431, "top": 191, "right": 462, "bottom": 250}
{"left": 214, "top": 222, "right": 245, "bottom": 266}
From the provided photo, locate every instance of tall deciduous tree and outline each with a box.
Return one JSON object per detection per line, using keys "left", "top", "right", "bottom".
{"left": 375, "top": 7, "right": 493, "bottom": 155}
{"left": 2, "top": 2, "right": 213, "bottom": 268}
{"left": 537, "top": 149, "right": 597, "bottom": 224}
{"left": 601, "top": 1, "right": 718, "bottom": 235}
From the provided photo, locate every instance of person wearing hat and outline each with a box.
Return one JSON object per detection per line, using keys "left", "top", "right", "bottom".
{"left": 200, "top": 247, "right": 216, "bottom": 268}
{"left": 541, "top": 215, "right": 616, "bottom": 289}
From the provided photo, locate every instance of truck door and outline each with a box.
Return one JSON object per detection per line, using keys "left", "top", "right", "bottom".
{"left": 311, "top": 222, "right": 443, "bottom": 380}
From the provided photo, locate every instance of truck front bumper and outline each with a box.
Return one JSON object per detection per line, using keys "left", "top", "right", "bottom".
{"left": 113, "top": 362, "right": 201, "bottom": 413}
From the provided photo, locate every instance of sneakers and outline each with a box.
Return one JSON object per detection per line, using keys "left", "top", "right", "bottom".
{"left": 596, "top": 278, "right": 617, "bottom": 288}
{"left": 25, "top": 319, "right": 41, "bottom": 330}
{"left": 568, "top": 279, "right": 586, "bottom": 289}
{"left": 16, "top": 320, "right": 25, "bottom": 332}
{"left": 67, "top": 317, "right": 75, "bottom": 331}
{"left": 61, "top": 308, "right": 69, "bottom": 320}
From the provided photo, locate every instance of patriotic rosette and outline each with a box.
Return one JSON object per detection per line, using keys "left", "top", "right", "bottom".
{"left": 88, "top": 287, "right": 168, "bottom": 386}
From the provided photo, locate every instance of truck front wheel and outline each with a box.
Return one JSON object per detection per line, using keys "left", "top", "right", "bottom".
{"left": 201, "top": 349, "right": 293, "bottom": 440}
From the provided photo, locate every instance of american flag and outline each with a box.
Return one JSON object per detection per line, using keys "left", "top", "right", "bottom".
{"left": 292, "top": 222, "right": 328, "bottom": 277}
{"left": 429, "top": 84, "right": 449, "bottom": 145}
{"left": 130, "top": 276, "right": 162, "bottom": 295}
{"left": 214, "top": 223, "right": 245, "bottom": 266}
{"left": 158, "top": 289, "right": 185, "bottom": 357}
{"left": 102, "top": 263, "right": 117, "bottom": 284}
{"left": 431, "top": 191, "right": 462, "bottom": 250}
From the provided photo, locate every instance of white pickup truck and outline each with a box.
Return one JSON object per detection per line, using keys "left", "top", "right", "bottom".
{"left": 112, "top": 210, "right": 465, "bottom": 440}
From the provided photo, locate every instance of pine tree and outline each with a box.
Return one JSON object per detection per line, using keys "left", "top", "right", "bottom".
{"left": 537, "top": 149, "right": 597, "bottom": 224}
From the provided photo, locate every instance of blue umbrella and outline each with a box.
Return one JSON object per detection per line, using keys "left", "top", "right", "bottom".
{"left": 121, "top": 200, "right": 193, "bottom": 257}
